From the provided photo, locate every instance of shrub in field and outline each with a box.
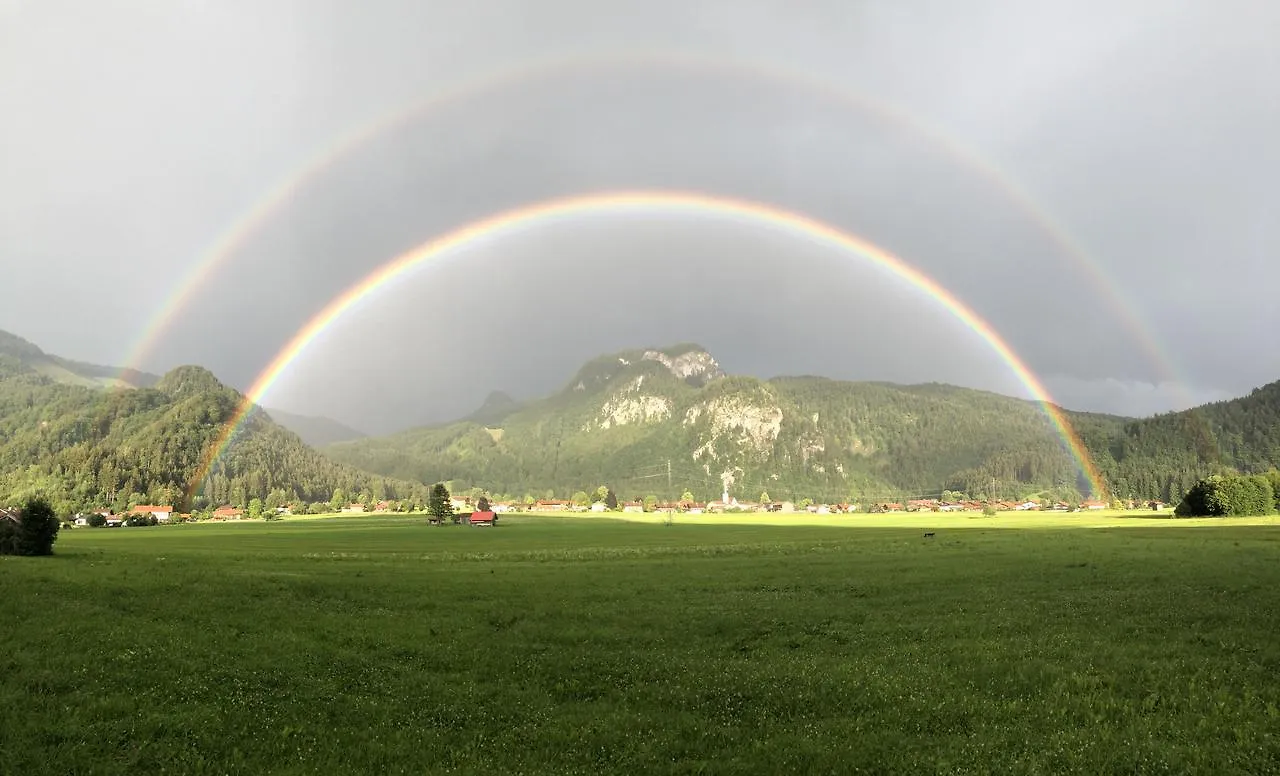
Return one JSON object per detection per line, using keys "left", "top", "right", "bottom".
{"left": 88, "top": 513, "right": 107, "bottom": 528}
{"left": 0, "top": 496, "right": 60, "bottom": 556}
{"left": 1176, "top": 473, "right": 1275, "bottom": 517}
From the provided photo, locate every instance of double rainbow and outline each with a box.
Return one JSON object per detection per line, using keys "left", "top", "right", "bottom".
{"left": 188, "top": 190, "right": 1109, "bottom": 501}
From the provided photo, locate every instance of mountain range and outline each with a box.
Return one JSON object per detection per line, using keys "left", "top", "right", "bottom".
{"left": 1, "top": 328, "right": 1278, "bottom": 511}
{"left": 323, "top": 344, "right": 1278, "bottom": 505}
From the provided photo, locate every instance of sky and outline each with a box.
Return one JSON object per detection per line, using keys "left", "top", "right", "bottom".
{"left": 2, "top": 0, "right": 1276, "bottom": 434}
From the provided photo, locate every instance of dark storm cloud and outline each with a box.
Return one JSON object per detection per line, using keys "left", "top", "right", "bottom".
{"left": 2, "top": 1, "right": 1277, "bottom": 430}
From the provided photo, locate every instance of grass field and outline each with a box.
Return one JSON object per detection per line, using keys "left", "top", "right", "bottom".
{"left": 4, "top": 515, "right": 1280, "bottom": 774}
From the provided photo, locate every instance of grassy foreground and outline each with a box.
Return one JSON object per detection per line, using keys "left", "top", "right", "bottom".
{"left": 3, "top": 516, "right": 1280, "bottom": 774}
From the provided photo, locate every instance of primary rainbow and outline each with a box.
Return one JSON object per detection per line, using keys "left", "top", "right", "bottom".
{"left": 122, "top": 48, "right": 1186, "bottom": 409}
{"left": 188, "top": 190, "right": 1109, "bottom": 501}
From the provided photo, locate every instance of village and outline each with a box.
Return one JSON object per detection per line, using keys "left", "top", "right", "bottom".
{"left": 46, "top": 490, "right": 1167, "bottom": 528}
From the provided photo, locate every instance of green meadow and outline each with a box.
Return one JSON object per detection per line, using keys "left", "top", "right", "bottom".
{"left": 4, "top": 514, "right": 1280, "bottom": 774}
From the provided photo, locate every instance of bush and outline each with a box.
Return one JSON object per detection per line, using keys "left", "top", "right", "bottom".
{"left": 1176, "top": 474, "right": 1275, "bottom": 517}
{"left": 982, "top": 505, "right": 998, "bottom": 517}
{"left": 0, "top": 496, "right": 61, "bottom": 556}
{"left": 88, "top": 513, "right": 107, "bottom": 528}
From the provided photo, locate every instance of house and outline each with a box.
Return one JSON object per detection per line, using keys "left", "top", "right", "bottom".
{"left": 212, "top": 506, "right": 244, "bottom": 520}
{"left": 449, "top": 496, "right": 472, "bottom": 511}
{"left": 469, "top": 510, "right": 496, "bottom": 527}
{"left": 1083, "top": 501, "right": 1108, "bottom": 510}
{"left": 341, "top": 503, "right": 365, "bottom": 514}
{"left": 622, "top": 501, "right": 645, "bottom": 513}
{"left": 492, "top": 502, "right": 515, "bottom": 513}
{"left": 73, "top": 514, "right": 90, "bottom": 526}
{"left": 105, "top": 514, "right": 124, "bottom": 527}
{"left": 590, "top": 502, "right": 606, "bottom": 512}
{"left": 532, "top": 499, "right": 571, "bottom": 512}
{"left": 373, "top": 500, "right": 390, "bottom": 513}
{"left": 1015, "top": 501, "right": 1040, "bottom": 511}
{"left": 130, "top": 505, "right": 173, "bottom": 522}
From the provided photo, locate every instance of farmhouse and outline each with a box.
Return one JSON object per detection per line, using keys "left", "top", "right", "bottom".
{"left": 341, "top": 503, "right": 365, "bottom": 514}
{"left": 105, "top": 514, "right": 124, "bottom": 527}
{"left": 1083, "top": 501, "right": 1108, "bottom": 510}
{"left": 449, "top": 496, "right": 472, "bottom": 511}
{"left": 212, "top": 506, "right": 244, "bottom": 520}
{"left": 130, "top": 505, "right": 173, "bottom": 522}
{"left": 469, "top": 510, "right": 496, "bottom": 526}
{"left": 622, "top": 501, "right": 645, "bottom": 513}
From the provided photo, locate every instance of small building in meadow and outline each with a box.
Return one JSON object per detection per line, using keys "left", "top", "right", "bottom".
{"left": 130, "top": 505, "right": 173, "bottom": 522}
{"left": 469, "top": 510, "right": 496, "bottom": 526}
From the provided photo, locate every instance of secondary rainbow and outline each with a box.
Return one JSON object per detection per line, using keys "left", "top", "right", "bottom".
{"left": 122, "top": 48, "right": 1186, "bottom": 407}
{"left": 188, "top": 190, "right": 1109, "bottom": 501}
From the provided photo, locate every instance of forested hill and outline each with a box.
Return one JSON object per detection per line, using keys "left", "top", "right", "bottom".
{"left": 1085, "top": 380, "right": 1280, "bottom": 502}
{"left": 324, "top": 344, "right": 1130, "bottom": 504}
{"left": 0, "top": 356, "right": 420, "bottom": 514}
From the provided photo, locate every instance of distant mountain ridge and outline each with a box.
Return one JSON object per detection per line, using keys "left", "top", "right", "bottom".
{"left": 5, "top": 329, "right": 1280, "bottom": 510}
{"left": 0, "top": 329, "right": 158, "bottom": 389}
{"left": 324, "top": 343, "right": 1126, "bottom": 503}
{"left": 264, "top": 407, "right": 367, "bottom": 448}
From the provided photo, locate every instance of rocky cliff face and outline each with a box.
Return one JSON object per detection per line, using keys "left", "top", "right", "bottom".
{"left": 641, "top": 348, "right": 724, "bottom": 385}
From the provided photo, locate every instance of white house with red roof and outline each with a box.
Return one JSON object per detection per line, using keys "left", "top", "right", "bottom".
{"left": 130, "top": 505, "right": 173, "bottom": 522}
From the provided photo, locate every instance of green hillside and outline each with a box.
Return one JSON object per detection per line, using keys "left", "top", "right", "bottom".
{"left": 325, "top": 345, "right": 1123, "bottom": 503}
{"left": 0, "top": 357, "right": 419, "bottom": 514}
{"left": 1086, "top": 381, "right": 1280, "bottom": 502}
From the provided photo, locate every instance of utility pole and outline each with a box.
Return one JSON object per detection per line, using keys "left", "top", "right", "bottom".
{"left": 667, "top": 459, "right": 672, "bottom": 493}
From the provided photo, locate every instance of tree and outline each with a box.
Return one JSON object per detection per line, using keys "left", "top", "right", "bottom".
{"left": 571, "top": 491, "right": 590, "bottom": 508}
{"left": 264, "top": 489, "right": 284, "bottom": 512}
{"left": 329, "top": 488, "right": 346, "bottom": 513}
{"left": 248, "top": 498, "right": 264, "bottom": 520}
{"left": 643, "top": 494, "right": 658, "bottom": 512}
{"left": 681, "top": 490, "right": 694, "bottom": 503}
{"left": 0, "top": 496, "right": 60, "bottom": 556}
{"left": 476, "top": 496, "right": 491, "bottom": 512}
{"left": 428, "top": 483, "right": 454, "bottom": 523}
{"left": 604, "top": 488, "right": 618, "bottom": 511}
{"left": 595, "top": 485, "right": 609, "bottom": 503}
{"left": 759, "top": 490, "right": 770, "bottom": 504}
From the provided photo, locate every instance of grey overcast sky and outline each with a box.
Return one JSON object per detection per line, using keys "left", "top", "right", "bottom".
{"left": 2, "top": 0, "right": 1277, "bottom": 433}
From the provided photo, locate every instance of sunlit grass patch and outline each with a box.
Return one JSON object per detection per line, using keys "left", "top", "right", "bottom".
{"left": 3, "top": 516, "right": 1279, "bottom": 773}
